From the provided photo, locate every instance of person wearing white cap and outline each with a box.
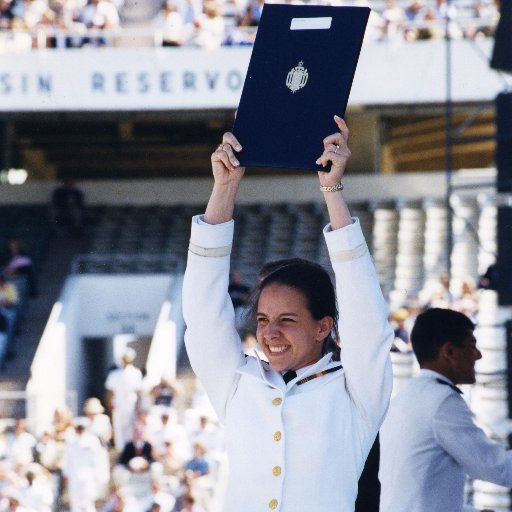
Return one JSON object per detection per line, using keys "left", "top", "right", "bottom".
{"left": 105, "top": 348, "right": 143, "bottom": 452}
{"left": 83, "top": 397, "right": 112, "bottom": 446}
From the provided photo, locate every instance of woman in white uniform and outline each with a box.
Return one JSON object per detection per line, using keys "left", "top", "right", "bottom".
{"left": 182, "top": 116, "right": 394, "bottom": 512}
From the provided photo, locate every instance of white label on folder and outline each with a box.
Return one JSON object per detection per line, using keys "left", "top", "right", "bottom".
{"left": 290, "top": 17, "right": 332, "bottom": 30}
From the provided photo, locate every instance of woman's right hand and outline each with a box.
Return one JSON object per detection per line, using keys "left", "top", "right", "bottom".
{"left": 211, "top": 132, "right": 245, "bottom": 186}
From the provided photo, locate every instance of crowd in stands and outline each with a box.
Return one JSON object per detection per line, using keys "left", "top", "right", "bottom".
{"left": 0, "top": 0, "right": 500, "bottom": 51}
{"left": 0, "top": 348, "right": 227, "bottom": 511}
{"left": 388, "top": 271, "right": 480, "bottom": 353}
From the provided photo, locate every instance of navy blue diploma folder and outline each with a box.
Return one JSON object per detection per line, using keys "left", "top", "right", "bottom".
{"left": 232, "top": 4, "right": 369, "bottom": 171}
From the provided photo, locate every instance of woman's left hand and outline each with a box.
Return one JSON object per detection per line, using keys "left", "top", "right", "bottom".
{"left": 316, "top": 115, "right": 351, "bottom": 188}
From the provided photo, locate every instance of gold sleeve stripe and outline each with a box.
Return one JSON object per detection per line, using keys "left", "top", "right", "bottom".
{"left": 329, "top": 241, "right": 368, "bottom": 262}
{"left": 188, "top": 242, "right": 232, "bottom": 258}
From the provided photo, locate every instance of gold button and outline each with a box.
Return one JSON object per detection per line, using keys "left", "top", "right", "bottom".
{"left": 272, "top": 397, "right": 282, "bottom": 406}
{"left": 273, "top": 431, "right": 282, "bottom": 442}
{"left": 268, "top": 499, "right": 278, "bottom": 509}
{"left": 272, "top": 466, "right": 281, "bottom": 476}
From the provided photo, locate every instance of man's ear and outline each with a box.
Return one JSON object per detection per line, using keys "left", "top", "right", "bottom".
{"left": 439, "top": 341, "right": 456, "bottom": 364}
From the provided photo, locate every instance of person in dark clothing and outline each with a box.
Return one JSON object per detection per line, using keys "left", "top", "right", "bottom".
{"left": 355, "top": 435, "right": 381, "bottom": 512}
{"left": 119, "top": 429, "right": 154, "bottom": 472}
{"left": 51, "top": 179, "right": 85, "bottom": 237}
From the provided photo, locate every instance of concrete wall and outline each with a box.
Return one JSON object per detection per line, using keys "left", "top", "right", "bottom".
{"left": 0, "top": 168, "right": 496, "bottom": 206}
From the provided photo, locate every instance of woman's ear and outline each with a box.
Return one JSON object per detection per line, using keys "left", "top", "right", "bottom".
{"left": 317, "top": 316, "right": 334, "bottom": 342}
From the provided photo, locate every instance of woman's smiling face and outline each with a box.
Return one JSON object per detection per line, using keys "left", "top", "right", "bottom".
{"left": 256, "top": 283, "right": 332, "bottom": 372}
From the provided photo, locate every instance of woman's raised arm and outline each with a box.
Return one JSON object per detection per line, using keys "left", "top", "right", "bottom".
{"left": 316, "top": 115, "right": 353, "bottom": 231}
{"left": 204, "top": 132, "right": 245, "bottom": 225}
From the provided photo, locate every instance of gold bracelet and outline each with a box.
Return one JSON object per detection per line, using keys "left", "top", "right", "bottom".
{"left": 319, "top": 182, "right": 344, "bottom": 192}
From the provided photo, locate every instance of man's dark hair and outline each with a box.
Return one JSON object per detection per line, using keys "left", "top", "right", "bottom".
{"left": 411, "top": 307, "right": 475, "bottom": 364}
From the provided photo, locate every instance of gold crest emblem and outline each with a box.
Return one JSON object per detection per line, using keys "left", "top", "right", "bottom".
{"left": 286, "top": 61, "right": 308, "bottom": 93}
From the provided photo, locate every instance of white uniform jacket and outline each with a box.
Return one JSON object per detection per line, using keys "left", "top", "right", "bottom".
{"left": 379, "top": 369, "right": 512, "bottom": 512}
{"left": 182, "top": 215, "right": 394, "bottom": 512}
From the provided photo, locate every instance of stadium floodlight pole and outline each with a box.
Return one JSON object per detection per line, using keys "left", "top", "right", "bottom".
{"left": 444, "top": 0, "right": 454, "bottom": 285}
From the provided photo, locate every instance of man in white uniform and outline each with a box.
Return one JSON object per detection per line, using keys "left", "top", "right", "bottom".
{"left": 62, "top": 419, "right": 104, "bottom": 512}
{"left": 105, "top": 348, "right": 143, "bottom": 451}
{"left": 380, "top": 307, "right": 512, "bottom": 512}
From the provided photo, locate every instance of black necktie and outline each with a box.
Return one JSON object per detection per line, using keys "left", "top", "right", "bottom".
{"left": 283, "top": 370, "right": 297, "bottom": 384}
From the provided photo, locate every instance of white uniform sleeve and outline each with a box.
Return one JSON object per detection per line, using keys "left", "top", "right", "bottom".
{"left": 182, "top": 215, "right": 246, "bottom": 422}
{"left": 434, "top": 393, "right": 512, "bottom": 486}
{"left": 324, "top": 218, "right": 394, "bottom": 430}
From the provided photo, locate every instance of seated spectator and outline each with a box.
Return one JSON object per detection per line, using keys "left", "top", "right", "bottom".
{"left": 17, "top": 465, "right": 54, "bottom": 512}
{"left": 0, "top": 0, "right": 15, "bottom": 29}
{"left": 426, "top": 271, "right": 453, "bottom": 308}
{"left": 0, "top": 275, "right": 19, "bottom": 363}
{"left": 0, "top": 310, "right": 8, "bottom": 369}
{"left": 426, "top": 0, "right": 463, "bottom": 39}
{"left": 178, "top": 493, "right": 205, "bottom": 512}
{"left": 149, "top": 376, "right": 181, "bottom": 409}
{"left": 1, "top": 239, "right": 37, "bottom": 298}
{"left": 431, "top": 0, "right": 455, "bottom": 19}
{"left": 119, "top": 429, "right": 154, "bottom": 473}
{"left": 403, "top": 0, "right": 427, "bottom": 40}
{"left": 389, "top": 308, "right": 412, "bottom": 352}
{"left": 381, "top": 0, "right": 406, "bottom": 40}
{"left": 0, "top": 421, "right": 11, "bottom": 460}
{"left": 77, "top": 0, "right": 120, "bottom": 46}
{"left": 19, "top": 0, "right": 53, "bottom": 31}
{"left": 141, "top": 480, "right": 176, "bottom": 512}
{"left": 453, "top": 276, "right": 479, "bottom": 320}
{"left": 52, "top": 406, "right": 75, "bottom": 443}
{"left": 465, "top": 0, "right": 499, "bottom": 39}
{"left": 51, "top": 179, "right": 86, "bottom": 237}
{"left": 184, "top": 442, "right": 209, "bottom": 479}
{"left": 189, "top": 0, "right": 224, "bottom": 49}
{"left": 33, "top": 430, "right": 60, "bottom": 473}
{"left": 189, "top": 416, "right": 223, "bottom": 455}
{"left": 8, "top": 419, "right": 37, "bottom": 470}
{"left": 103, "top": 487, "right": 134, "bottom": 512}
{"left": 2, "top": 495, "right": 25, "bottom": 512}
{"left": 0, "top": 460, "right": 23, "bottom": 503}
{"left": 149, "top": 407, "right": 190, "bottom": 463}
{"left": 403, "top": 294, "right": 425, "bottom": 334}
{"left": 154, "top": 0, "right": 186, "bottom": 46}
{"left": 158, "top": 440, "right": 185, "bottom": 494}
{"left": 148, "top": 409, "right": 175, "bottom": 459}
{"left": 238, "top": 0, "right": 263, "bottom": 27}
